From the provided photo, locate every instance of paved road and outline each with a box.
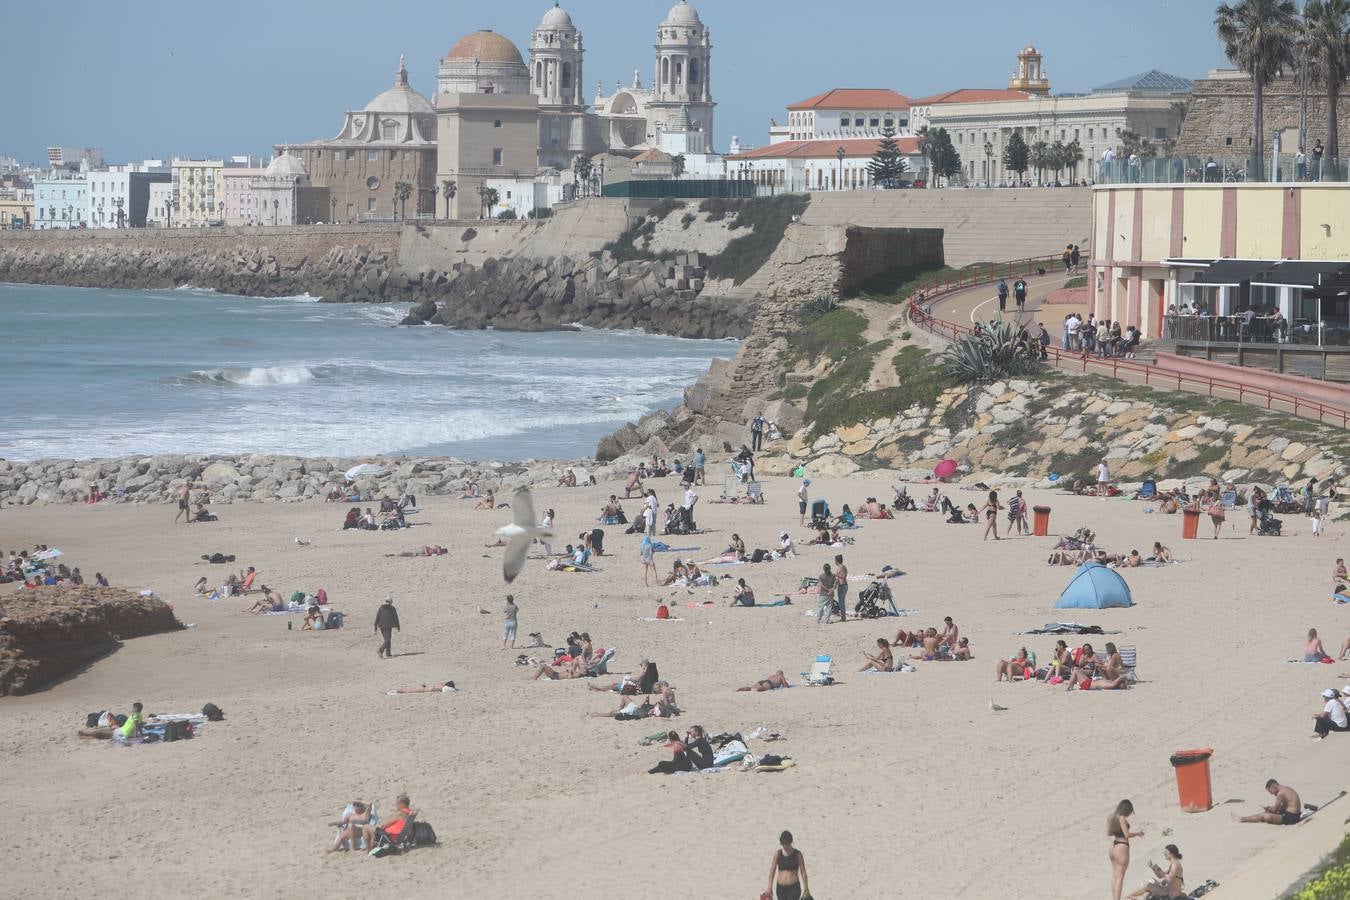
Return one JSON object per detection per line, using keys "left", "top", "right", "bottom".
{"left": 930, "top": 271, "right": 1086, "bottom": 337}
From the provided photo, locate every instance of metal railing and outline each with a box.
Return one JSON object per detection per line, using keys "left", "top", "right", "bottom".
{"left": 1164, "top": 315, "right": 1350, "bottom": 347}
{"left": 907, "top": 261, "right": 1350, "bottom": 429}
{"left": 1097, "top": 154, "right": 1348, "bottom": 185}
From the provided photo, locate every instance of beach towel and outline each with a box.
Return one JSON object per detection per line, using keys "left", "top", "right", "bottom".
{"left": 262, "top": 604, "right": 331, "bottom": 617}
{"left": 653, "top": 545, "right": 699, "bottom": 553}
{"left": 639, "top": 616, "right": 685, "bottom": 622}
{"left": 755, "top": 758, "right": 796, "bottom": 772}
{"left": 1019, "top": 622, "right": 1108, "bottom": 635}
{"left": 684, "top": 601, "right": 715, "bottom": 609}
{"left": 860, "top": 665, "right": 916, "bottom": 675}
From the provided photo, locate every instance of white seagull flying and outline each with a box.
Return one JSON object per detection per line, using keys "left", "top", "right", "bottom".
{"left": 496, "top": 487, "right": 554, "bottom": 583}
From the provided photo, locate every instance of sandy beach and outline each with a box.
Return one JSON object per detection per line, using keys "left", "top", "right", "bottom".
{"left": 3, "top": 471, "right": 1348, "bottom": 898}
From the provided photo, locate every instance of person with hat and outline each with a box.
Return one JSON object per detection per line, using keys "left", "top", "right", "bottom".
{"left": 1312, "top": 688, "right": 1349, "bottom": 739}
{"left": 374, "top": 595, "right": 400, "bottom": 659}
{"left": 778, "top": 531, "right": 796, "bottom": 559}
{"left": 797, "top": 479, "right": 811, "bottom": 526}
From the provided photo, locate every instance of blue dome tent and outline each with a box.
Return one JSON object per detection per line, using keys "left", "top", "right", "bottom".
{"left": 1054, "top": 562, "right": 1134, "bottom": 609}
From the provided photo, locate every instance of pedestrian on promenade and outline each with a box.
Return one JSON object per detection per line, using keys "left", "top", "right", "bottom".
{"left": 997, "top": 279, "right": 1009, "bottom": 313}
{"left": 1014, "top": 277, "right": 1027, "bottom": 311}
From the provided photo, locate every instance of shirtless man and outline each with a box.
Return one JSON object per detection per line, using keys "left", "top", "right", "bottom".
{"left": 737, "top": 670, "right": 790, "bottom": 692}
{"left": 174, "top": 482, "right": 192, "bottom": 525}
{"left": 909, "top": 628, "right": 942, "bottom": 660}
{"left": 245, "top": 586, "right": 285, "bottom": 613}
{"left": 860, "top": 638, "right": 894, "bottom": 673}
{"left": 624, "top": 470, "right": 644, "bottom": 498}
{"left": 384, "top": 546, "right": 447, "bottom": 558}
{"left": 473, "top": 490, "right": 496, "bottom": 511}
{"left": 1235, "top": 780, "right": 1302, "bottom": 825}
{"left": 940, "top": 616, "right": 959, "bottom": 649}
{"left": 1334, "top": 558, "right": 1347, "bottom": 593}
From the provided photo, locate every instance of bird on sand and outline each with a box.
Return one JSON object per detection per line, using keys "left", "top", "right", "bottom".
{"left": 497, "top": 487, "right": 554, "bottom": 583}
{"left": 990, "top": 699, "right": 1009, "bottom": 712}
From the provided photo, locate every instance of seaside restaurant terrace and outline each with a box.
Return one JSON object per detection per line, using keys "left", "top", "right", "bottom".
{"left": 1162, "top": 258, "right": 1350, "bottom": 347}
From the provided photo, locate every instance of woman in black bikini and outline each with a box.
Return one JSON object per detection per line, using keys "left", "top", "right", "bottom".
{"left": 765, "top": 830, "right": 810, "bottom": 900}
{"left": 982, "top": 490, "right": 1003, "bottom": 541}
{"left": 1109, "top": 799, "right": 1144, "bottom": 900}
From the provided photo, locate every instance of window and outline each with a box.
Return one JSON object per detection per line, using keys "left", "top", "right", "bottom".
{"left": 492, "top": 148, "right": 503, "bottom": 165}
{"left": 869, "top": 117, "right": 879, "bottom": 128}
{"left": 1088, "top": 128, "right": 1094, "bottom": 139}
{"left": 367, "top": 149, "right": 379, "bottom": 161}
{"left": 1155, "top": 127, "right": 1168, "bottom": 140}
{"left": 368, "top": 198, "right": 376, "bottom": 211}
{"left": 494, "top": 119, "right": 502, "bottom": 128}
{"left": 1225, "top": 136, "right": 1233, "bottom": 146}
{"left": 506, "top": 191, "right": 512, "bottom": 199}
{"left": 884, "top": 116, "right": 894, "bottom": 129}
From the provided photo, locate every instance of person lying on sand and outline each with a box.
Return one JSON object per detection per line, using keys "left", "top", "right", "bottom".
{"left": 589, "top": 683, "right": 678, "bottom": 719}
{"left": 737, "top": 670, "right": 790, "bottom": 692}
{"left": 473, "top": 490, "right": 495, "bottom": 511}
{"left": 590, "top": 660, "right": 658, "bottom": 695}
{"left": 860, "top": 638, "right": 895, "bottom": 673}
{"left": 387, "top": 681, "right": 457, "bottom": 695}
{"left": 533, "top": 657, "right": 585, "bottom": 680}
{"left": 384, "top": 546, "right": 447, "bottom": 558}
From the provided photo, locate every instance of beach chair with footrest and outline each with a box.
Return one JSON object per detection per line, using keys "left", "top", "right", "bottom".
{"left": 585, "top": 648, "right": 617, "bottom": 677}
{"left": 721, "top": 477, "right": 740, "bottom": 500}
{"left": 800, "top": 655, "right": 834, "bottom": 686}
{"left": 746, "top": 481, "right": 764, "bottom": 504}
{"left": 1093, "top": 647, "right": 1138, "bottom": 684}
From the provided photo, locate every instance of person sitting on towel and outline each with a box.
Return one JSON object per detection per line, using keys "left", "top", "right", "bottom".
{"left": 860, "top": 638, "right": 895, "bottom": 673}
{"left": 78, "top": 702, "right": 144, "bottom": 741}
{"left": 244, "top": 586, "right": 283, "bottom": 614}
{"left": 729, "top": 578, "right": 756, "bottom": 607}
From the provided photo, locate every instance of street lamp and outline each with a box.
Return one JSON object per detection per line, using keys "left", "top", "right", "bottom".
{"left": 984, "top": 141, "right": 994, "bottom": 187}
{"left": 330, "top": 196, "right": 337, "bottom": 225}
{"left": 836, "top": 147, "right": 845, "bottom": 191}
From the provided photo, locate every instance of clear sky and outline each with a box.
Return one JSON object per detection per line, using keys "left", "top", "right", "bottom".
{"left": 7, "top": 0, "right": 1232, "bottom": 165}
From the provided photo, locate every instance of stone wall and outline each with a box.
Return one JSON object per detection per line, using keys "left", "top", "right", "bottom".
{"left": 839, "top": 226, "right": 946, "bottom": 294}
{"left": 0, "top": 587, "right": 183, "bottom": 696}
{"left": 1177, "top": 73, "right": 1350, "bottom": 158}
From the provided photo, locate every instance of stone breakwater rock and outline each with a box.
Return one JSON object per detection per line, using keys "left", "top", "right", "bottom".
{"left": 754, "top": 379, "right": 1347, "bottom": 489}
{"left": 0, "top": 454, "right": 662, "bottom": 508}
{"left": 399, "top": 250, "right": 754, "bottom": 340}
{"left": 0, "top": 586, "right": 183, "bottom": 695}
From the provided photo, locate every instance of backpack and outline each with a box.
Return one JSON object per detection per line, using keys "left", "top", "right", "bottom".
{"left": 411, "top": 821, "right": 437, "bottom": 846}
{"left": 86, "top": 710, "right": 107, "bottom": 728}
{"left": 750, "top": 548, "right": 766, "bottom": 563}
{"left": 315, "top": 588, "right": 328, "bottom": 605}
{"left": 202, "top": 703, "right": 225, "bottom": 721}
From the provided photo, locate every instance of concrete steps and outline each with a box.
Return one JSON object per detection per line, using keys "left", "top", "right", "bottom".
{"left": 800, "top": 188, "right": 1093, "bottom": 268}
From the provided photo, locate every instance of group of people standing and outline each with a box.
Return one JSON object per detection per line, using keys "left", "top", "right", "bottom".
{"left": 1063, "top": 312, "right": 1140, "bottom": 358}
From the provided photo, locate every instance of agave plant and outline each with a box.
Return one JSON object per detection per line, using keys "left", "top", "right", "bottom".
{"left": 943, "top": 320, "right": 1041, "bottom": 383}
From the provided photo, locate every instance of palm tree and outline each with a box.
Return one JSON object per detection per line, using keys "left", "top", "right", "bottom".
{"left": 393, "top": 181, "right": 412, "bottom": 220}
{"left": 1303, "top": 0, "right": 1350, "bottom": 170}
{"left": 1169, "top": 99, "right": 1193, "bottom": 143}
{"left": 572, "top": 154, "right": 594, "bottom": 197}
{"left": 1062, "top": 140, "right": 1085, "bottom": 182}
{"left": 478, "top": 185, "right": 499, "bottom": 218}
{"left": 441, "top": 179, "right": 457, "bottom": 219}
{"left": 1029, "top": 140, "right": 1050, "bottom": 185}
{"left": 672, "top": 154, "right": 686, "bottom": 179}
{"left": 1215, "top": 0, "right": 1300, "bottom": 181}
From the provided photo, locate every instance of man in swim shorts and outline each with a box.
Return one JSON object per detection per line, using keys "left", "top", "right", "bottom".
{"left": 1235, "top": 779, "right": 1302, "bottom": 825}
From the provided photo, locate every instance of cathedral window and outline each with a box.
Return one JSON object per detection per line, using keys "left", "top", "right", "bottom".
{"left": 492, "top": 148, "right": 504, "bottom": 165}
{"left": 661, "top": 57, "right": 669, "bottom": 86}
{"left": 562, "top": 63, "right": 572, "bottom": 88}
{"left": 869, "top": 117, "right": 879, "bottom": 128}
{"left": 689, "top": 58, "right": 699, "bottom": 84}
{"left": 494, "top": 120, "right": 502, "bottom": 128}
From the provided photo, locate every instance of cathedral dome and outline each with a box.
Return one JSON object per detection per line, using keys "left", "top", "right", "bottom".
{"left": 264, "top": 152, "right": 306, "bottom": 179}
{"left": 365, "top": 56, "right": 434, "bottom": 115}
{"left": 539, "top": 4, "right": 574, "bottom": 29}
{"left": 662, "top": 1, "right": 701, "bottom": 25}
{"left": 447, "top": 30, "right": 525, "bottom": 65}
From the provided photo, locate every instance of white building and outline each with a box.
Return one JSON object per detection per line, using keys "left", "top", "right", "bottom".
{"left": 250, "top": 152, "right": 309, "bottom": 226}
{"left": 223, "top": 167, "right": 266, "bottom": 226}
{"left": 86, "top": 161, "right": 170, "bottom": 228}
{"left": 781, "top": 88, "right": 912, "bottom": 143}
{"left": 726, "top": 135, "right": 925, "bottom": 193}
{"left": 33, "top": 175, "right": 88, "bottom": 229}
{"left": 484, "top": 174, "right": 560, "bottom": 219}
{"left": 171, "top": 158, "right": 225, "bottom": 227}
{"left": 924, "top": 48, "right": 1191, "bottom": 185}
{"left": 147, "top": 182, "right": 174, "bottom": 227}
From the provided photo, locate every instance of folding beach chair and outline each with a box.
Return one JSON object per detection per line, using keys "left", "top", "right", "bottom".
{"left": 746, "top": 482, "right": 764, "bottom": 504}
{"left": 800, "top": 655, "right": 834, "bottom": 686}
{"left": 585, "top": 648, "right": 617, "bottom": 677}
{"left": 721, "top": 477, "right": 740, "bottom": 500}
{"left": 1093, "top": 647, "right": 1137, "bottom": 684}
{"left": 1220, "top": 490, "right": 1236, "bottom": 511}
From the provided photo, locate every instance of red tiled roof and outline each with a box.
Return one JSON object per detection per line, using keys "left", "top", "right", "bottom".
{"left": 787, "top": 88, "right": 911, "bottom": 111}
{"left": 911, "top": 88, "right": 1032, "bottom": 105}
{"left": 727, "top": 136, "right": 923, "bottom": 161}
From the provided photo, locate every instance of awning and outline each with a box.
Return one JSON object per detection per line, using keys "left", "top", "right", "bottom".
{"left": 1250, "top": 261, "right": 1350, "bottom": 289}
{"left": 1182, "top": 260, "right": 1272, "bottom": 287}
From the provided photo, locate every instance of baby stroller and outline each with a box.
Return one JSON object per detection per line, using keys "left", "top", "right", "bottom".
{"left": 853, "top": 581, "right": 897, "bottom": 619}
{"left": 892, "top": 487, "right": 917, "bottom": 512}
{"left": 809, "top": 500, "right": 831, "bottom": 530}
{"left": 1256, "top": 507, "right": 1282, "bottom": 536}
{"left": 1271, "top": 485, "right": 1300, "bottom": 514}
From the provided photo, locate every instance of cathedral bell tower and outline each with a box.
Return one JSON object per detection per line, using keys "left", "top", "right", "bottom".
{"left": 651, "top": 1, "right": 714, "bottom": 147}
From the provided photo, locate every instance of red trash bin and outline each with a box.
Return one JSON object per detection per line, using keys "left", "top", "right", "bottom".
{"left": 1032, "top": 505, "right": 1051, "bottom": 537}
{"left": 1170, "top": 748, "right": 1214, "bottom": 812}
{"left": 1181, "top": 508, "right": 1201, "bottom": 540}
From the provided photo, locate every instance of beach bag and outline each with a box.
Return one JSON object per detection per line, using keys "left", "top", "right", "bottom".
{"left": 656, "top": 605, "right": 670, "bottom": 620}
{"left": 412, "top": 821, "right": 437, "bottom": 846}
{"left": 290, "top": 591, "right": 306, "bottom": 605}
{"left": 87, "top": 711, "right": 108, "bottom": 728}
{"left": 202, "top": 703, "right": 225, "bottom": 721}
{"left": 750, "top": 549, "right": 766, "bottom": 563}
{"left": 316, "top": 588, "right": 328, "bottom": 605}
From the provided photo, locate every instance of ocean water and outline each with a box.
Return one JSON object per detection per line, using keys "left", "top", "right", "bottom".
{"left": 0, "top": 283, "right": 735, "bottom": 461}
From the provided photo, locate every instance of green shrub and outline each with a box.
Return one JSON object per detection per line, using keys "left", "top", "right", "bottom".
{"left": 706, "top": 194, "right": 810, "bottom": 284}
{"left": 680, "top": 212, "right": 696, "bottom": 229}
{"left": 698, "top": 197, "right": 744, "bottom": 222}
{"left": 460, "top": 227, "right": 476, "bottom": 241}
{"left": 789, "top": 308, "right": 868, "bottom": 364}
{"left": 1288, "top": 833, "right": 1350, "bottom": 899}
{"left": 1064, "top": 275, "right": 1087, "bottom": 289}
{"left": 943, "top": 321, "right": 1041, "bottom": 383}
{"left": 496, "top": 208, "right": 518, "bottom": 219}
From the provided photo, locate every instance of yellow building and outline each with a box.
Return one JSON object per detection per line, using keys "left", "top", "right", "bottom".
{"left": 1090, "top": 183, "right": 1350, "bottom": 342}
{"left": 170, "top": 158, "right": 224, "bottom": 226}
{"left": 0, "top": 196, "right": 33, "bottom": 228}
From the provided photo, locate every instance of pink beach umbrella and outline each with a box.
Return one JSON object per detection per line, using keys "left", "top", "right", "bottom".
{"left": 933, "top": 459, "right": 958, "bottom": 480}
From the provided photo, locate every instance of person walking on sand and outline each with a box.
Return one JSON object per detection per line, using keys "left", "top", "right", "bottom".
{"left": 1097, "top": 458, "right": 1111, "bottom": 497}
{"left": 750, "top": 414, "right": 765, "bottom": 452}
{"left": 982, "top": 490, "right": 1003, "bottom": 541}
{"left": 502, "top": 594, "right": 518, "bottom": 649}
{"left": 374, "top": 595, "right": 400, "bottom": 659}
{"left": 798, "top": 479, "right": 810, "bottom": 527}
{"left": 815, "top": 563, "right": 837, "bottom": 625}
{"left": 640, "top": 532, "right": 658, "bottom": 586}
{"left": 174, "top": 482, "right": 192, "bottom": 525}
{"left": 765, "top": 830, "right": 810, "bottom": 900}
{"left": 1108, "top": 799, "right": 1143, "bottom": 900}
{"left": 833, "top": 554, "right": 849, "bottom": 622}
{"left": 1235, "top": 779, "right": 1302, "bottom": 822}
{"left": 644, "top": 489, "right": 658, "bottom": 537}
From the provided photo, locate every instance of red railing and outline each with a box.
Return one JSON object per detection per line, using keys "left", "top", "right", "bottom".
{"left": 907, "top": 262, "right": 1350, "bottom": 430}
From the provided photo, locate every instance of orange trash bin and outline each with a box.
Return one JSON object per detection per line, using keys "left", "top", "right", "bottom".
{"left": 1181, "top": 508, "right": 1201, "bottom": 539}
{"left": 1170, "top": 748, "right": 1214, "bottom": 812}
{"left": 1032, "top": 506, "right": 1051, "bottom": 537}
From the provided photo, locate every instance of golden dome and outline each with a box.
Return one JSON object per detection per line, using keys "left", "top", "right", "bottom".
{"left": 446, "top": 30, "right": 524, "bottom": 65}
